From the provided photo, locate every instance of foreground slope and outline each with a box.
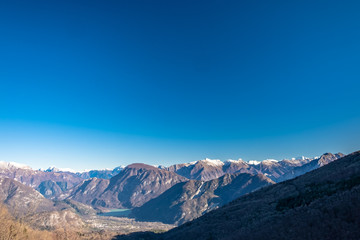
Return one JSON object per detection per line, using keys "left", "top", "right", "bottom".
{"left": 0, "top": 203, "right": 55, "bottom": 240}
{"left": 116, "top": 150, "right": 360, "bottom": 240}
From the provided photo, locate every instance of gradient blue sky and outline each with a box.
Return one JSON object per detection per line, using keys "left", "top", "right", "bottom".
{"left": 0, "top": 0, "right": 359, "bottom": 171}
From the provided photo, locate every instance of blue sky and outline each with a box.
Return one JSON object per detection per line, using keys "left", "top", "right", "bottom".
{"left": 0, "top": 0, "right": 359, "bottom": 171}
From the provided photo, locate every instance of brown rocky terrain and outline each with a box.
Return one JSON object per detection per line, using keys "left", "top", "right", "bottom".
{"left": 166, "top": 159, "right": 227, "bottom": 181}
{"left": 0, "top": 162, "right": 83, "bottom": 198}
{"left": 65, "top": 177, "right": 110, "bottom": 207}
{"left": 0, "top": 177, "right": 55, "bottom": 216}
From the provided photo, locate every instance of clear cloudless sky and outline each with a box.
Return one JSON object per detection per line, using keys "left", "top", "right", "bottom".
{"left": 0, "top": 0, "right": 359, "bottom": 171}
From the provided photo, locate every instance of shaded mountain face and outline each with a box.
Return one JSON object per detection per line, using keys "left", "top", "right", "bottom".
{"left": 132, "top": 172, "right": 274, "bottom": 225}
{"left": 222, "top": 160, "right": 258, "bottom": 175}
{"left": 66, "top": 163, "right": 188, "bottom": 208}
{"left": 65, "top": 177, "right": 110, "bottom": 207}
{"left": 116, "top": 151, "right": 360, "bottom": 240}
{"left": 37, "top": 180, "right": 69, "bottom": 198}
{"left": 166, "top": 153, "right": 343, "bottom": 183}
{"left": 0, "top": 162, "right": 83, "bottom": 198}
{"left": 166, "top": 159, "right": 227, "bottom": 181}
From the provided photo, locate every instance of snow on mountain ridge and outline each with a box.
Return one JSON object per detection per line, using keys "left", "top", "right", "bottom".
{"left": 43, "top": 166, "right": 78, "bottom": 173}
{"left": 248, "top": 160, "right": 261, "bottom": 165}
{"left": 0, "top": 161, "right": 32, "bottom": 170}
{"left": 262, "top": 159, "right": 279, "bottom": 163}
{"left": 200, "top": 158, "right": 224, "bottom": 166}
{"left": 43, "top": 166, "right": 125, "bottom": 174}
{"left": 225, "top": 159, "right": 244, "bottom": 165}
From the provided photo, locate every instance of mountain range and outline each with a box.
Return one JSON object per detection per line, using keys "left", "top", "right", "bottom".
{"left": 0, "top": 151, "right": 351, "bottom": 239}
{"left": 114, "top": 150, "right": 360, "bottom": 240}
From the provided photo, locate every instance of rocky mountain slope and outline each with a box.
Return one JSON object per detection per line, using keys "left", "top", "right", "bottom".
{"left": 0, "top": 162, "right": 83, "bottom": 199}
{"left": 0, "top": 177, "right": 90, "bottom": 230}
{"left": 66, "top": 163, "right": 188, "bottom": 208}
{"left": 115, "top": 151, "right": 360, "bottom": 240}
{"left": 64, "top": 177, "right": 110, "bottom": 207}
{"left": 0, "top": 177, "right": 55, "bottom": 216}
{"left": 166, "top": 159, "right": 230, "bottom": 181}
{"left": 132, "top": 172, "right": 274, "bottom": 225}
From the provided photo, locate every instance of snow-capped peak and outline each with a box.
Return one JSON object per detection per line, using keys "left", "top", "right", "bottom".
{"left": 43, "top": 166, "right": 77, "bottom": 173}
{"left": 261, "top": 159, "right": 279, "bottom": 164}
{"left": 199, "top": 158, "right": 224, "bottom": 166}
{"left": 263, "top": 159, "right": 278, "bottom": 162}
{"left": 0, "top": 161, "right": 32, "bottom": 170}
{"left": 248, "top": 160, "right": 261, "bottom": 165}
{"left": 225, "top": 158, "right": 244, "bottom": 165}
{"left": 290, "top": 156, "right": 308, "bottom": 161}
{"left": 179, "top": 158, "right": 224, "bottom": 167}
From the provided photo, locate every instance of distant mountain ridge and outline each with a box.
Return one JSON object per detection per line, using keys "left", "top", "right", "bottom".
{"left": 42, "top": 165, "right": 125, "bottom": 179}
{"left": 165, "top": 153, "right": 343, "bottom": 182}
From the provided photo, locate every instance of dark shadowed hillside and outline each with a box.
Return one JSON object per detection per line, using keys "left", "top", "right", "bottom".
{"left": 132, "top": 173, "right": 274, "bottom": 225}
{"left": 114, "top": 151, "right": 360, "bottom": 240}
